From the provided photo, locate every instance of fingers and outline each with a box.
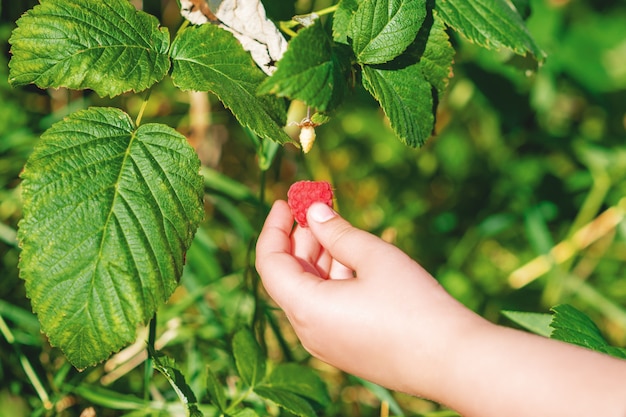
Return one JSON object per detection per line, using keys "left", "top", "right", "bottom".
{"left": 306, "top": 202, "right": 402, "bottom": 276}
{"left": 255, "top": 201, "right": 324, "bottom": 306}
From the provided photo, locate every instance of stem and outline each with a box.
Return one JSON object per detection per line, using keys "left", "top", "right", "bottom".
{"left": 0, "top": 314, "right": 52, "bottom": 410}
{"left": 135, "top": 90, "right": 152, "bottom": 126}
{"left": 278, "top": 4, "right": 339, "bottom": 36}
{"left": 312, "top": 4, "right": 339, "bottom": 17}
{"left": 144, "top": 314, "right": 157, "bottom": 401}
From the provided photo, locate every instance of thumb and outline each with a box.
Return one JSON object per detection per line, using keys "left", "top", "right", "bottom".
{"left": 306, "top": 202, "right": 398, "bottom": 274}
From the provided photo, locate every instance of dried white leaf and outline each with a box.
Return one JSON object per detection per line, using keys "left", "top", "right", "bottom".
{"left": 180, "top": 0, "right": 288, "bottom": 75}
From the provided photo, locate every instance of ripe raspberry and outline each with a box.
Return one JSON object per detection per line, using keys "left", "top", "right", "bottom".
{"left": 287, "top": 180, "right": 334, "bottom": 227}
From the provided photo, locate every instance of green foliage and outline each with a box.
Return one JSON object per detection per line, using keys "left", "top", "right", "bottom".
{"left": 257, "top": 19, "right": 350, "bottom": 112}
{"left": 150, "top": 347, "right": 203, "bottom": 417}
{"left": 505, "top": 305, "right": 626, "bottom": 359}
{"left": 348, "top": 0, "right": 426, "bottom": 65}
{"left": 9, "top": 0, "right": 170, "bottom": 97}
{"left": 501, "top": 310, "right": 552, "bottom": 337}
{"left": 18, "top": 107, "right": 204, "bottom": 369}
{"left": 550, "top": 305, "right": 626, "bottom": 359}
{"left": 2, "top": 0, "right": 625, "bottom": 416}
{"left": 170, "top": 24, "right": 291, "bottom": 144}
{"left": 435, "top": 0, "right": 544, "bottom": 60}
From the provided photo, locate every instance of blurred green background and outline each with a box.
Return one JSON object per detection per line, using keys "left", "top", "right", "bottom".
{"left": 1, "top": 0, "right": 625, "bottom": 415}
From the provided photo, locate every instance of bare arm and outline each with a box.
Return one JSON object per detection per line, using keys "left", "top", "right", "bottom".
{"left": 255, "top": 200, "right": 626, "bottom": 417}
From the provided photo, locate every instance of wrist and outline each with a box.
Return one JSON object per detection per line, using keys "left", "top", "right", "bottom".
{"left": 394, "top": 293, "right": 491, "bottom": 402}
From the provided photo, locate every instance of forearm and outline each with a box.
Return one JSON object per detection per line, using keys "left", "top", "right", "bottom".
{"left": 439, "top": 322, "right": 626, "bottom": 417}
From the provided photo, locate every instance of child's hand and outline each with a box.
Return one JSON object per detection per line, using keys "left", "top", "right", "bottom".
{"left": 256, "top": 200, "right": 626, "bottom": 417}
{"left": 255, "top": 200, "right": 481, "bottom": 398}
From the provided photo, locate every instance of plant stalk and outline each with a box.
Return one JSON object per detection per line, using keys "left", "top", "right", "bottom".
{"left": 144, "top": 314, "right": 157, "bottom": 401}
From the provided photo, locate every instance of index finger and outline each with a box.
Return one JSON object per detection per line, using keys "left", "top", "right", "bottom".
{"left": 255, "top": 200, "right": 322, "bottom": 305}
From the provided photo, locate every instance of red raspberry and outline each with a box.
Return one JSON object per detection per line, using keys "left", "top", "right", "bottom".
{"left": 287, "top": 180, "right": 334, "bottom": 227}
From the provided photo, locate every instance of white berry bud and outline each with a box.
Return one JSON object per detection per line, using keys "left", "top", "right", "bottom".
{"left": 299, "top": 125, "right": 316, "bottom": 153}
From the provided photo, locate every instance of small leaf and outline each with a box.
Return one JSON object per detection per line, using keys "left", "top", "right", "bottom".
{"left": 258, "top": 19, "right": 351, "bottom": 111}
{"left": 262, "top": 363, "right": 330, "bottom": 407}
{"left": 436, "top": 0, "right": 545, "bottom": 60}
{"left": 501, "top": 310, "right": 552, "bottom": 337}
{"left": 205, "top": 366, "right": 227, "bottom": 411}
{"left": 170, "top": 24, "right": 291, "bottom": 145}
{"left": 18, "top": 107, "right": 204, "bottom": 369}
{"left": 349, "top": 0, "right": 426, "bottom": 64}
{"left": 8, "top": 0, "right": 170, "bottom": 97}
{"left": 549, "top": 304, "right": 626, "bottom": 359}
{"left": 232, "top": 328, "right": 266, "bottom": 387}
{"left": 150, "top": 347, "right": 203, "bottom": 417}
{"left": 254, "top": 386, "right": 316, "bottom": 417}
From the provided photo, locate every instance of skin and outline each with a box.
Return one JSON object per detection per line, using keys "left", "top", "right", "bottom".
{"left": 255, "top": 200, "right": 626, "bottom": 417}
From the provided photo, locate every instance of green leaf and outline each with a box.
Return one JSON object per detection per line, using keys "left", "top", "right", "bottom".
{"left": 205, "top": 366, "right": 227, "bottom": 411}
{"left": 258, "top": 19, "right": 351, "bottom": 112}
{"left": 261, "top": 363, "right": 330, "bottom": 407}
{"left": 332, "top": 0, "right": 360, "bottom": 44}
{"left": 150, "top": 347, "right": 203, "bottom": 417}
{"left": 436, "top": 0, "right": 545, "bottom": 60}
{"left": 349, "top": 0, "right": 426, "bottom": 64}
{"left": 549, "top": 304, "right": 626, "bottom": 359}
{"left": 232, "top": 328, "right": 266, "bottom": 387}
{"left": 8, "top": 0, "right": 170, "bottom": 97}
{"left": 18, "top": 107, "right": 204, "bottom": 369}
{"left": 170, "top": 24, "right": 291, "bottom": 144}
{"left": 501, "top": 310, "right": 552, "bottom": 337}
{"left": 362, "top": 64, "right": 433, "bottom": 147}
{"left": 254, "top": 386, "right": 316, "bottom": 417}
{"left": 419, "top": 13, "right": 455, "bottom": 97}
{"left": 359, "top": 12, "right": 453, "bottom": 147}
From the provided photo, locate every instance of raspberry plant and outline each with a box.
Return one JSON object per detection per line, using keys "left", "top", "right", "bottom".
{"left": 6, "top": 0, "right": 548, "bottom": 415}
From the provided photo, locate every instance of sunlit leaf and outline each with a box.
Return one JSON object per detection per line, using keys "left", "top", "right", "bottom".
{"left": 170, "top": 24, "right": 291, "bottom": 144}
{"left": 18, "top": 107, "right": 204, "bottom": 369}
{"left": 8, "top": 0, "right": 170, "bottom": 97}
{"left": 258, "top": 19, "right": 351, "bottom": 111}
{"left": 550, "top": 304, "right": 626, "bottom": 359}
{"left": 436, "top": 0, "right": 545, "bottom": 60}
{"left": 349, "top": 0, "right": 426, "bottom": 64}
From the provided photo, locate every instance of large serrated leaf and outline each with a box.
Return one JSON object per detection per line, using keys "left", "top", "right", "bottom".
{"left": 18, "top": 107, "right": 204, "bottom": 369}
{"left": 258, "top": 19, "right": 351, "bottom": 112}
{"left": 8, "top": 0, "right": 170, "bottom": 97}
{"left": 349, "top": 0, "right": 426, "bottom": 64}
{"left": 170, "top": 24, "right": 291, "bottom": 145}
{"left": 436, "top": 0, "right": 545, "bottom": 60}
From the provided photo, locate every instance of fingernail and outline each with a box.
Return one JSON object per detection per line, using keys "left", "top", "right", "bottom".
{"left": 308, "top": 202, "right": 337, "bottom": 223}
